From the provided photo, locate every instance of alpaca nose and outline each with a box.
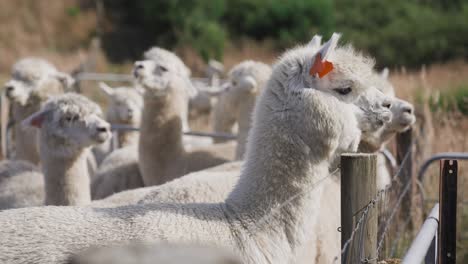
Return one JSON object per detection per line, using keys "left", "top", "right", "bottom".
{"left": 133, "top": 63, "right": 145, "bottom": 78}
{"left": 382, "top": 99, "right": 392, "bottom": 109}
{"left": 5, "top": 85, "right": 14, "bottom": 95}
{"left": 402, "top": 105, "right": 413, "bottom": 114}
{"left": 96, "top": 124, "right": 110, "bottom": 133}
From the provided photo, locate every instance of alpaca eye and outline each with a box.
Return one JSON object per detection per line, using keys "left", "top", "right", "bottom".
{"left": 158, "top": 66, "right": 168, "bottom": 72}
{"left": 65, "top": 116, "right": 73, "bottom": 122}
{"left": 334, "top": 87, "right": 352, "bottom": 95}
{"left": 232, "top": 81, "right": 237, "bottom": 86}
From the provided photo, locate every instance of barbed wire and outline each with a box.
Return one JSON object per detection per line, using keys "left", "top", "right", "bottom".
{"left": 375, "top": 181, "right": 411, "bottom": 258}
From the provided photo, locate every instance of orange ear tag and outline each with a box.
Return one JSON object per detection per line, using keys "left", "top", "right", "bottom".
{"left": 309, "top": 53, "right": 334, "bottom": 78}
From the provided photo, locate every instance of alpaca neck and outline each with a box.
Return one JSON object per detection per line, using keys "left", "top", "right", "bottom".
{"left": 139, "top": 89, "right": 186, "bottom": 186}
{"left": 41, "top": 148, "right": 91, "bottom": 206}
{"left": 235, "top": 95, "right": 256, "bottom": 159}
{"left": 226, "top": 105, "right": 329, "bottom": 259}
{"left": 118, "top": 130, "right": 139, "bottom": 147}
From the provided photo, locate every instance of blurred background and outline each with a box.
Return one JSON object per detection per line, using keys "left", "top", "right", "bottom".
{"left": 0, "top": 0, "right": 467, "bottom": 262}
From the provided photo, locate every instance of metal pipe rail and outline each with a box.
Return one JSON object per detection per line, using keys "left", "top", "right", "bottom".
{"left": 74, "top": 72, "right": 134, "bottom": 82}
{"left": 110, "top": 124, "right": 237, "bottom": 140}
{"left": 402, "top": 203, "right": 439, "bottom": 264}
{"left": 417, "top": 152, "right": 468, "bottom": 181}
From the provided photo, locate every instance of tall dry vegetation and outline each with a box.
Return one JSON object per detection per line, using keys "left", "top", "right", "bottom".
{"left": 0, "top": 0, "right": 96, "bottom": 72}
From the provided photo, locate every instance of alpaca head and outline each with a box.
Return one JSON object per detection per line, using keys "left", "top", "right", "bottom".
{"left": 132, "top": 59, "right": 197, "bottom": 98}
{"left": 99, "top": 82, "right": 143, "bottom": 125}
{"left": 358, "top": 71, "right": 416, "bottom": 151}
{"left": 22, "top": 93, "right": 111, "bottom": 157}
{"left": 3, "top": 57, "right": 74, "bottom": 105}
{"left": 387, "top": 98, "right": 415, "bottom": 132}
{"left": 224, "top": 61, "right": 272, "bottom": 104}
{"left": 271, "top": 33, "right": 393, "bottom": 136}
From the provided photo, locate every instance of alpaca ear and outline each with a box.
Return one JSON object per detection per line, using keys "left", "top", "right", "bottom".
{"left": 317, "top": 33, "right": 340, "bottom": 60}
{"left": 99, "top": 82, "right": 114, "bottom": 97}
{"left": 53, "top": 72, "right": 75, "bottom": 91}
{"left": 307, "top": 35, "right": 322, "bottom": 50}
{"left": 22, "top": 109, "right": 50, "bottom": 128}
{"left": 380, "top": 68, "right": 389, "bottom": 80}
{"left": 182, "top": 78, "right": 198, "bottom": 98}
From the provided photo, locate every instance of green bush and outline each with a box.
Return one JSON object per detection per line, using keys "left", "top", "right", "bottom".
{"left": 336, "top": 0, "right": 468, "bottom": 67}
{"left": 429, "top": 85, "right": 468, "bottom": 115}
{"left": 224, "top": 0, "right": 334, "bottom": 48}
{"left": 103, "top": 0, "right": 468, "bottom": 66}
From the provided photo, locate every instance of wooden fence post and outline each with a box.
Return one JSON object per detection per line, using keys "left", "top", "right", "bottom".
{"left": 341, "top": 153, "right": 378, "bottom": 264}
{"left": 438, "top": 160, "right": 457, "bottom": 264}
{"left": 396, "top": 129, "right": 413, "bottom": 211}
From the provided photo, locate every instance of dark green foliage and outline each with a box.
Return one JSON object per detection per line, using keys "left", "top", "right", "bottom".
{"left": 101, "top": 0, "right": 468, "bottom": 66}
{"left": 335, "top": 0, "right": 468, "bottom": 67}
{"left": 223, "top": 0, "right": 334, "bottom": 48}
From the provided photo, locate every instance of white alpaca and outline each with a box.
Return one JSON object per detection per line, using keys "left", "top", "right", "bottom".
{"left": 359, "top": 70, "right": 415, "bottom": 190}
{"left": 0, "top": 34, "right": 392, "bottom": 264}
{"left": 92, "top": 82, "right": 143, "bottom": 165}
{"left": 0, "top": 93, "right": 111, "bottom": 209}
{"left": 70, "top": 243, "right": 241, "bottom": 264}
{"left": 136, "top": 52, "right": 235, "bottom": 186}
{"left": 3, "top": 57, "right": 74, "bottom": 165}
{"left": 309, "top": 70, "right": 416, "bottom": 264}
{"left": 212, "top": 61, "right": 272, "bottom": 159}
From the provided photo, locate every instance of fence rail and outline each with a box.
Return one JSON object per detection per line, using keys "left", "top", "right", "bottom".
{"left": 402, "top": 203, "right": 439, "bottom": 264}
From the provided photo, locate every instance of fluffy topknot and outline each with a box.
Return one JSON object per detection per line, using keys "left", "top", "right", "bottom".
{"left": 42, "top": 93, "right": 102, "bottom": 118}
{"left": 143, "top": 47, "right": 191, "bottom": 77}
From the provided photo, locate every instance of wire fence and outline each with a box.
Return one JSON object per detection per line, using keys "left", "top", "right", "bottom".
{"left": 337, "top": 144, "right": 415, "bottom": 263}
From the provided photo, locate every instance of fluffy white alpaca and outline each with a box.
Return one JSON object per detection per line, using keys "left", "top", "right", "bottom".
{"left": 0, "top": 94, "right": 111, "bottom": 209}
{"left": 70, "top": 243, "right": 241, "bottom": 264}
{"left": 92, "top": 82, "right": 143, "bottom": 165}
{"left": 359, "top": 70, "right": 415, "bottom": 190}
{"left": 212, "top": 61, "right": 272, "bottom": 159}
{"left": 143, "top": 47, "right": 193, "bottom": 131}
{"left": 3, "top": 57, "right": 74, "bottom": 165}
{"left": 135, "top": 54, "right": 235, "bottom": 186}
{"left": 310, "top": 71, "right": 416, "bottom": 264}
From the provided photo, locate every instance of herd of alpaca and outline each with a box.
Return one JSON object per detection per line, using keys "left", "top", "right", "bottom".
{"left": 0, "top": 33, "right": 417, "bottom": 264}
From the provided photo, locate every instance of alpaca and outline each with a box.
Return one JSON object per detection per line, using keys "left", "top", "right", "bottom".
{"left": 70, "top": 243, "right": 242, "bottom": 264}
{"left": 0, "top": 93, "right": 111, "bottom": 209}
{"left": 308, "top": 71, "right": 417, "bottom": 264}
{"left": 143, "top": 47, "right": 194, "bottom": 132}
{"left": 3, "top": 57, "right": 74, "bottom": 164}
{"left": 0, "top": 34, "right": 392, "bottom": 264}
{"left": 212, "top": 61, "right": 272, "bottom": 159}
{"left": 136, "top": 52, "right": 235, "bottom": 186}
{"left": 92, "top": 82, "right": 143, "bottom": 165}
